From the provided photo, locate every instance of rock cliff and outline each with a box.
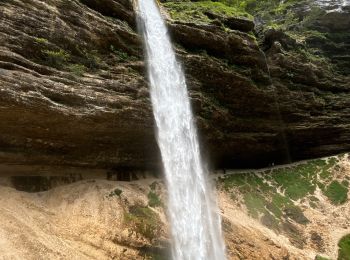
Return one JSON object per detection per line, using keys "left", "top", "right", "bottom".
{"left": 0, "top": 0, "right": 349, "bottom": 171}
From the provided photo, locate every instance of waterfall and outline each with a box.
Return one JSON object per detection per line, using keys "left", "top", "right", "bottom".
{"left": 315, "top": 0, "right": 350, "bottom": 10}
{"left": 136, "top": 0, "right": 226, "bottom": 259}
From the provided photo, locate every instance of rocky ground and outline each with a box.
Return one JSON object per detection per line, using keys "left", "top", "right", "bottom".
{"left": 0, "top": 153, "right": 348, "bottom": 259}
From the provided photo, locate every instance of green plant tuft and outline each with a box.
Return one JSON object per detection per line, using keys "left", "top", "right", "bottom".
{"left": 68, "top": 64, "right": 87, "bottom": 77}
{"left": 324, "top": 181, "right": 348, "bottom": 205}
{"left": 243, "top": 193, "right": 267, "bottom": 218}
{"left": 34, "top": 37, "right": 48, "bottom": 44}
{"left": 82, "top": 49, "right": 102, "bottom": 69}
{"left": 163, "top": 1, "right": 252, "bottom": 25}
{"left": 338, "top": 234, "right": 350, "bottom": 260}
{"left": 315, "top": 255, "right": 331, "bottom": 260}
{"left": 148, "top": 191, "right": 162, "bottom": 208}
{"left": 108, "top": 188, "right": 123, "bottom": 197}
{"left": 43, "top": 49, "right": 70, "bottom": 69}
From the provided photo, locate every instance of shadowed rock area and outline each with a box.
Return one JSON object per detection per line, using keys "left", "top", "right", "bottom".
{"left": 0, "top": 0, "right": 349, "bottom": 171}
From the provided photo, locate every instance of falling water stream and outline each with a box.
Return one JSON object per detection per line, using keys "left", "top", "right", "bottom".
{"left": 137, "top": 0, "right": 226, "bottom": 259}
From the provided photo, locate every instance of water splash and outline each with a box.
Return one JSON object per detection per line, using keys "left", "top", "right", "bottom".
{"left": 136, "top": 0, "right": 226, "bottom": 259}
{"left": 315, "top": 0, "right": 350, "bottom": 11}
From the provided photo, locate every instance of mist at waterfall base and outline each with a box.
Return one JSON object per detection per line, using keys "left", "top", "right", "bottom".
{"left": 137, "top": 0, "right": 226, "bottom": 259}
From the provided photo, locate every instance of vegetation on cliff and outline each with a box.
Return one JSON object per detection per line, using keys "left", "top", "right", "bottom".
{"left": 164, "top": 0, "right": 349, "bottom": 76}
{"left": 219, "top": 153, "right": 350, "bottom": 257}
{"left": 338, "top": 234, "right": 350, "bottom": 260}
{"left": 163, "top": 1, "right": 252, "bottom": 23}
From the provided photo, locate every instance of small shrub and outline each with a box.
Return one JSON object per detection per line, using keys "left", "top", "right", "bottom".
{"left": 43, "top": 49, "right": 70, "bottom": 69}
{"left": 108, "top": 188, "right": 123, "bottom": 197}
{"left": 68, "top": 64, "right": 86, "bottom": 76}
{"left": 34, "top": 37, "right": 48, "bottom": 44}
{"left": 324, "top": 181, "right": 348, "bottom": 205}
{"left": 338, "top": 234, "right": 350, "bottom": 260}
{"left": 148, "top": 191, "right": 162, "bottom": 208}
{"left": 83, "top": 49, "right": 101, "bottom": 69}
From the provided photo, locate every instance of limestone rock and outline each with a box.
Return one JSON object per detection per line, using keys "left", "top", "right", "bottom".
{"left": 0, "top": 0, "right": 349, "bottom": 171}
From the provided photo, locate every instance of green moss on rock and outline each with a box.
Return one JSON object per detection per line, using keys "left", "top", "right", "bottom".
{"left": 148, "top": 191, "right": 162, "bottom": 208}
{"left": 218, "top": 154, "right": 348, "bottom": 243}
{"left": 271, "top": 164, "right": 317, "bottom": 201}
{"left": 338, "top": 234, "right": 350, "bottom": 260}
{"left": 163, "top": 1, "right": 252, "bottom": 24}
{"left": 43, "top": 49, "right": 70, "bottom": 69}
{"left": 243, "top": 192, "right": 267, "bottom": 218}
{"left": 108, "top": 188, "right": 123, "bottom": 197}
{"left": 324, "top": 181, "right": 348, "bottom": 205}
{"left": 68, "top": 64, "right": 87, "bottom": 76}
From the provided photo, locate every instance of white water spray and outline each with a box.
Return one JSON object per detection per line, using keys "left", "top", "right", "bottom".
{"left": 137, "top": 0, "right": 226, "bottom": 259}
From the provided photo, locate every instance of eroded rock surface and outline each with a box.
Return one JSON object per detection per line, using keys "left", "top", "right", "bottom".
{"left": 0, "top": 0, "right": 349, "bottom": 171}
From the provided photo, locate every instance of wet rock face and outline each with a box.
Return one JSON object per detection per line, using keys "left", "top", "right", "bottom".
{"left": 0, "top": 0, "right": 349, "bottom": 171}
